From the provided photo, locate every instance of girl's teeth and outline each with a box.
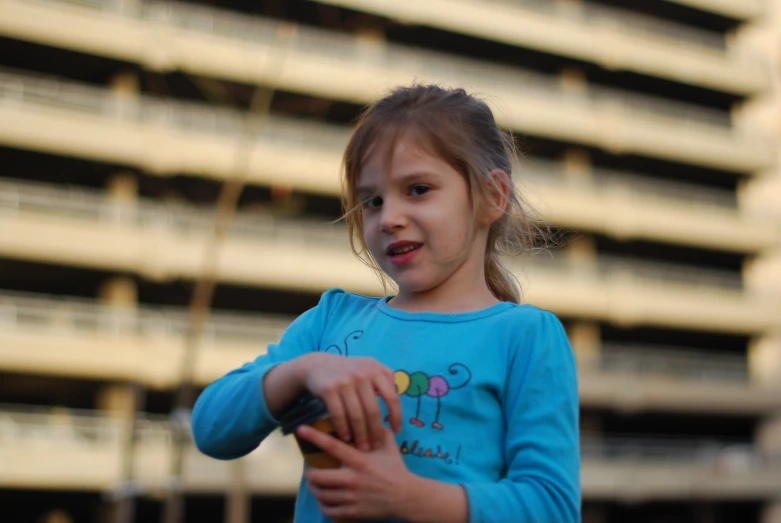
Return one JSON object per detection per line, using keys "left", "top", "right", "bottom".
{"left": 393, "top": 245, "right": 418, "bottom": 255}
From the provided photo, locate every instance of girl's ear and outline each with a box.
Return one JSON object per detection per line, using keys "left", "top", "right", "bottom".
{"left": 480, "top": 169, "right": 512, "bottom": 225}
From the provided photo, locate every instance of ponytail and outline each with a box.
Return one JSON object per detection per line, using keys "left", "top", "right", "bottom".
{"left": 485, "top": 253, "right": 520, "bottom": 303}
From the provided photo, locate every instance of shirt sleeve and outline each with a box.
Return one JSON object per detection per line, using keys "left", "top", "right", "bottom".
{"left": 191, "top": 288, "right": 345, "bottom": 460}
{"left": 462, "top": 309, "right": 581, "bottom": 523}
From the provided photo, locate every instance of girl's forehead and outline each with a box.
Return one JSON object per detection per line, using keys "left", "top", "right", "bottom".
{"left": 358, "top": 135, "right": 446, "bottom": 183}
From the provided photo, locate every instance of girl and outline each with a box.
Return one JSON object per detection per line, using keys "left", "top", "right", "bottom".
{"left": 192, "top": 85, "right": 580, "bottom": 522}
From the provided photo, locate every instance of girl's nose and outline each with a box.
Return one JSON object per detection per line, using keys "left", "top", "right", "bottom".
{"left": 379, "top": 199, "right": 407, "bottom": 233}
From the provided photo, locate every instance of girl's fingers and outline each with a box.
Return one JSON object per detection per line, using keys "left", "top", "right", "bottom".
{"left": 341, "top": 386, "right": 370, "bottom": 451}
{"left": 356, "top": 378, "right": 384, "bottom": 449}
{"left": 304, "top": 458, "right": 356, "bottom": 487}
{"left": 297, "top": 425, "right": 361, "bottom": 468}
{"left": 309, "top": 484, "right": 356, "bottom": 505}
{"left": 374, "top": 375, "right": 402, "bottom": 434}
{"left": 320, "top": 503, "right": 357, "bottom": 521}
{"left": 309, "top": 485, "right": 356, "bottom": 505}
{"left": 322, "top": 391, "right": 350, "bottom": 442}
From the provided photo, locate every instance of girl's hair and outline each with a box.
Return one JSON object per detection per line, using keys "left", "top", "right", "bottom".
{"left": 341, "top": 84, "right": 550, "bottom": 304}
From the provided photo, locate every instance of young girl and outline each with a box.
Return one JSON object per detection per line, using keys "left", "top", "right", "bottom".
{"left": 192, "top": 85, "right": 580, "bottom": 522}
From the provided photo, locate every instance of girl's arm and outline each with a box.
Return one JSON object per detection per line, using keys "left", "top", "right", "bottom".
{"left": 399, "top": 475, "right": 469, "bottom": 523}
{"left": 191, "top": 289, "right": 344, "bottom": 460}
{"left": 458, "top": 310, "right": 580, "bottom": 522}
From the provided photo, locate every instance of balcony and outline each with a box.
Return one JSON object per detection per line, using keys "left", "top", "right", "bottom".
{"left": 0, "top": 70, "right": 778, "bottom": 253}
{"left": 0, "top": 290, "right": 285, "bottom": 389}
{"left": 1, "top": 179, "right": 779, "bottom": 334}
{"left": 2, "top": 291, "right": 779, "bottom": 413}
{"left": 580, "top": 434, "right": 781, "bottom": 501}
{"left": 579, "top": 345, "right": 781, "bottom": 415}
{"left": 0, "top": 0, "right": 774, "bottom": 172}
{"left": 1, "top": 405, "right": 780, "bottom": 499}
{"left": 0, "top": 405, "right": 303, "bottom": 493}
{"left": 316, "top": 0, "right": 768, "bottom": 96}
{"left": 664, "top": 0, "right": 764, "bottom": 21}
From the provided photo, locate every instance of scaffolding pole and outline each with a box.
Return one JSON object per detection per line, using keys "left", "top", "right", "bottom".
{"left": 161, "top": 24, "right": 293, "bottom": 523}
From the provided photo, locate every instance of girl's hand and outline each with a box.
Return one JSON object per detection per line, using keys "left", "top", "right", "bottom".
{"left": 298, "top": 424, "right": 413, "bottom": 521}
{"left": 302, "top": 353, "right": 402, "bottom": 451}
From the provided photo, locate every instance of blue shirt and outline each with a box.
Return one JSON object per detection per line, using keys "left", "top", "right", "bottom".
{"left": 192, "top": 289, "right": 580, "bottom": 522}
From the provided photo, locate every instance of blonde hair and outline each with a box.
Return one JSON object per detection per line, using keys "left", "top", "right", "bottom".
{"left": 341, "top": 84, "right": 550, "bottom": 303}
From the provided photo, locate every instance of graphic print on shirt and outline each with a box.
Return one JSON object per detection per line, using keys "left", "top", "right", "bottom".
{"left": 318, "top": 329, "right": 470, "bottom": 465}
{"left": 393, "top": 363, "right": 471, "bottom": 431}
{"left": 318, "top": 330, "right": 364, "bottom": 357}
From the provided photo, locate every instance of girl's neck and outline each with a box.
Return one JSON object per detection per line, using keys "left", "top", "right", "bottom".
{"left": 389, "top": 280, "right": 500, "bottom": 314}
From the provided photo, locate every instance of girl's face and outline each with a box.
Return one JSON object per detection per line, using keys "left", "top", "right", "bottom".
{"left": 358, "top": 136, "right": 490, "bottom": 305}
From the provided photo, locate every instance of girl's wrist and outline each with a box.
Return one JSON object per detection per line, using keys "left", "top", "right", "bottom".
{"left": 289, "top": 353, "right": 323, "bottom": 396}
{"left": 262, "top": 354, "right": 317, "bottom": 418}
{"left": 393, "top": 471, "right": 426, "bottom": 521}
{"left": 395, "top": 473, "right": 469, "bottom": 523}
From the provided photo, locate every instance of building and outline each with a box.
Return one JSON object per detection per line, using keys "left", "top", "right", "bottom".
{"left": 0, "top": 0, "right": 780, "bottom": 521}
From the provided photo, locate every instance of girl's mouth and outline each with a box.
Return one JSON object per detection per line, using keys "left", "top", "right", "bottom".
{"left": 386, "top": 242, "right": 423, "bottom": 266}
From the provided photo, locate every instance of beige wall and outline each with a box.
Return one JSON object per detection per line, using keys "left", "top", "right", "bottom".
{"left": 0, "top": 0, "right": 775, "bottom": 172}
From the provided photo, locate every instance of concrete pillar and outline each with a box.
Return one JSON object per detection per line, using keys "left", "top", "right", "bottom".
{"left": 580, "top": 411, "right": 602, "bottom": 434}
{"left": 757, "top": 414, "right": 781, "bottom": 461}
{"left": 96, "top": 384, "right": 136, "bottom": 416}
{"left": 560, "top": 67, "right": 587, "bottom": 95}
{"left": 95, "top": 276, "right": 139, "bottom": 413}
{"left": 562, "top": 148, "right": 593, "bottom": 185}
{"left": 106, "top": 173, "right": 138, "bottom": 202}
{"left": 763, "top": 500, "right": 781, "bottom": 523}
{"left": 744, "top": 247, "right": 781, "bottom": 298}
{"left": 270, "top": 185, "right": 305, "bottom": 216}
{"left": 105, "top": 171, "right": 139, "bottom": 224}
{"left": 107, "top": 70, "right": 139, "bottom": 121}
{"left": 748, "top": 336, "right": 781, "bottom": 389}
{"left": 98, "top": 276, "right": 137, "bottom": 310}
{"left": 38, "top": 510, "right": 73, "bottom": 523}
{"left": 355, "top": 26, "right": 386, "bottom": 44}
{"left": 739, "top": 0, "right": 781, "bottom": 396}
{"left": 108, "top": 70, "right": 139, "bottom": 96}
{"left": 581, "top": 504, "right": 607, "bottom": 523}
{"left": 734, "top": 0, "right": 781, "bottom": 311}
{"left": 569, "top": 321, "right": 601, "bottom": 369}
{"left": 567, "top": 235, "right": 597, "bottom": 266}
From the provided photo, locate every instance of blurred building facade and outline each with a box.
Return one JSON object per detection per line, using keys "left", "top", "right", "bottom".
{"left": 0, "top": 0, "right": 780, "bottom": 522}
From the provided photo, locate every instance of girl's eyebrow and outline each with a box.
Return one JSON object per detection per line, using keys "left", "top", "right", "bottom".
{"left": 398, "top": 170, "right": 439, "bottom": 184}
{"left": 355, "top": 185, "right": 376, "bottom": 200}
{"left": 356, "top": 170, "right": 439, "bottom": 198}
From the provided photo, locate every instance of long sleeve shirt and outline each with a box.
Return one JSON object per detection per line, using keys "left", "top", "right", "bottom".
{"left": 192, "top": 289, "right": 580, "bottom": 522}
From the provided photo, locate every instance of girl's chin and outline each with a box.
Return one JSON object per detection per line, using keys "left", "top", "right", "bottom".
{"left": 391, "top": 278, "right": 439, "bottom": 296}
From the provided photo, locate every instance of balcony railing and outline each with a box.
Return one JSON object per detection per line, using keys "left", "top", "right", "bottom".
{"left": 0, "top": 177, "right": 751, "bottom": 294}
{"left": 2, "top": 404, "right": 778, "bottom": 472}
{"left": 32, "top": 0, "right": 755, "bottom": 56}
{"left": 41, "top": 0, "right": 770, "bottom": 89}
{"left": 591, "top": 344, "right": 749, "bottom": 384}
{"left": 469, "top": 0, "right": 751, "bottom": 55}
{"left": 2, "top": 287, "right": 770, "bottom": 401}
{"left": 6, "top": 0, "right": 750, "bottom": 139}
{"left": 522, "top": 159, "right": 740, "bottom": 213}
{"left": 0, "top": 67, "right": 751, "bottom": 217}
{"left": 0, "top": 69, "right": 351, "bottom": 153}
{"left": 167, "top": 1, "right": 739, "bottom": 131}
{"left": 0, "top": 62, "right": 757, "bottom": 215}
{"left": 580, "top": 434, "right": 777, "bottom": 470}
{"left": 0, "top": 288, "right": 290, "bottom": 346}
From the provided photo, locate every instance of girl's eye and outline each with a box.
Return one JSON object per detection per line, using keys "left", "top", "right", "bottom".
{"left": 365, "top": 196, "right": 383, "bottom": 209}
{"left": 410, "top": 185, "right": 429, "bottom": 197}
